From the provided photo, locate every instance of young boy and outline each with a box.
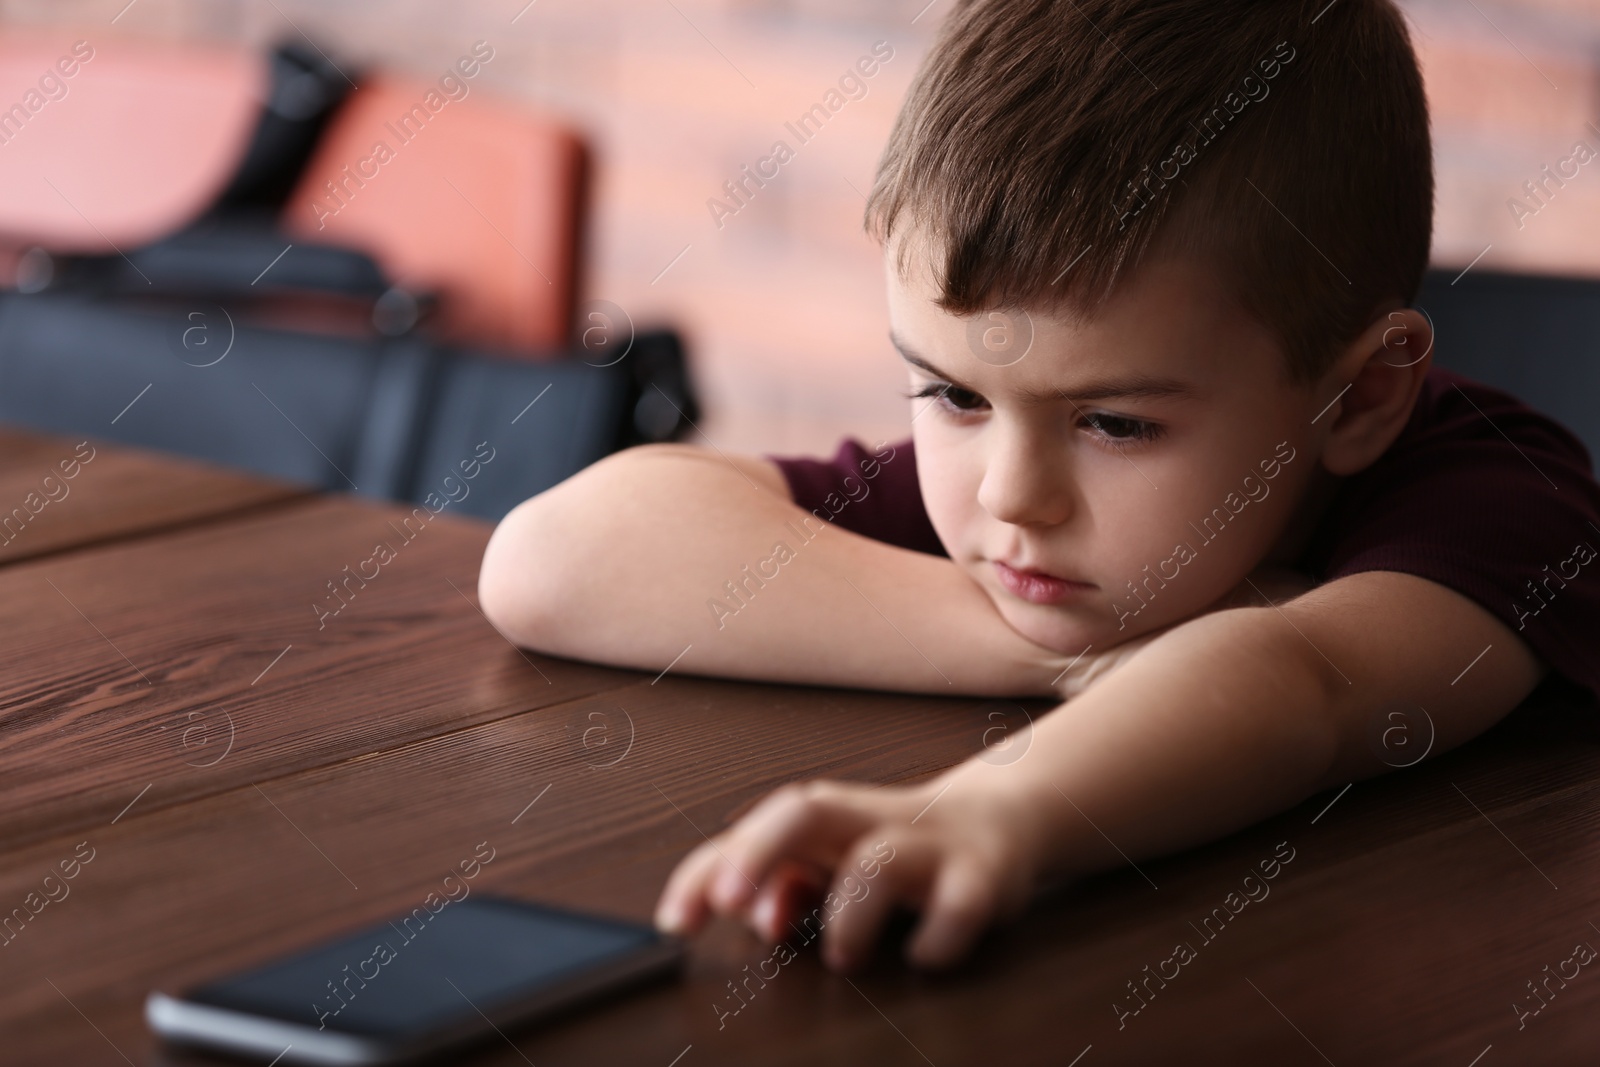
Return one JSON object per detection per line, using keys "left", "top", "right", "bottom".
{"left": 478, "top": 0, "right": 1600, "bottom": 972}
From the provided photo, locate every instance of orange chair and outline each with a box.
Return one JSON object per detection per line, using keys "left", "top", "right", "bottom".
{"left": 0, "top": 32, "right": 262, "bottom": 271}
{"left": 282, "top": 73, "right": 587, "bottom": 356}
{"left": 0, "top": 33, "right": 588, "bottom": 357}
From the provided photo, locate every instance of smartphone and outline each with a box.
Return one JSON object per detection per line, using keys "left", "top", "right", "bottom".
{"left": 145, "top": 896, "right": 684, "bottom": 1065}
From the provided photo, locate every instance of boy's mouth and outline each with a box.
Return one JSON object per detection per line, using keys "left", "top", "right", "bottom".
{"left": 992, "top": 560, "right": 1095, "bottom": 606}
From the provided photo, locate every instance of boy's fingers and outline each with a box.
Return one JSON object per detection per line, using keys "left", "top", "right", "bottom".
{"left": 706, "top": 782, "right": 886, "bottom": 910}
{"left": 660, "top": 780, "right": 888, "bottom": 930}
{"left": 820, "top": 834, "right": 934, "bottom": 971}
{"left": 905, "top": 853, "right": 1001, "bottom": 969}
{"left": 655, "top": 837, "right": 736, "bottom": 934}
{"left": 744, "top": 860, "right": 828, "bottom": 943}
{"left": 662, "top": 831, "right": 768, "bottom": 927}
{"left": 658, "top": 780, "right": 955, "bottom": 953}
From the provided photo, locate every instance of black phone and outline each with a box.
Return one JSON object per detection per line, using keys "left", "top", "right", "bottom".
{"left": 145, "top": 896, "right": 684, "bottom": 1065}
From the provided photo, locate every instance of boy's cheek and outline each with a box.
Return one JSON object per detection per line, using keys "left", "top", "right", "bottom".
{"left": 909, "top": 452, "right": 975, "bottom": 552}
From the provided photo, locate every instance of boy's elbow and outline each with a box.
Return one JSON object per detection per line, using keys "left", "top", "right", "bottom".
{"left": 476, "top": 443, "right": 783, "bottom": 652}
{"left": 478, "top": 497, "right": 566, "bottom": 649}
{"left": 476, "top": 445, "right": 681, "bottom": 648}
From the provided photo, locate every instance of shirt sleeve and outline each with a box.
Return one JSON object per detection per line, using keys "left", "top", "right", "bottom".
{"left": 766, "top": 437, "right": 948, "bottom": 558}
{"left": 1300, "top": 367, "right": 1600, "bottom": 701}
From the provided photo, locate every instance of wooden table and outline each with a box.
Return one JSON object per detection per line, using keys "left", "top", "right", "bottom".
{"left": 2, "top": 427, "right": 1597, "bottom": 1066}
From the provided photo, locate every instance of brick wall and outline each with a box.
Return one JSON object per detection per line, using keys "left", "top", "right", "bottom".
{"left": 3, "top": 0, "right": 1596, "bottom": 455}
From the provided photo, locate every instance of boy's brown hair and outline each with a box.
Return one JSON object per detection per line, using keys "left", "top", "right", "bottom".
{"left": 864, "top": 0, "right": 1434, "bottom": 386}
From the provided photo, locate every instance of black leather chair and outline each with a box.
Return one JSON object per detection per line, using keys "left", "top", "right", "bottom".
{"left": 0, "top": 236, "right": 695, "bottom": 521}
{"left": 1416, "top": 267, "right": 1600, "bottom": 463}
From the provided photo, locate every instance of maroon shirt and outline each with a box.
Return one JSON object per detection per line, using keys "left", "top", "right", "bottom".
{"left": 769, "top": 367, "right": 1600, "bottom": 701}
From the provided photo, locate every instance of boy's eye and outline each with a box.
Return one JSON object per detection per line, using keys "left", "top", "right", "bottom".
{"left": 1084, "top": 413, "right": 1163, "bottom": 446}
{"left": 904, "top": 384, "right": 1163, "bottom": 447}
{"left": 907, "top": 383, "right": 986, "bottom": 412}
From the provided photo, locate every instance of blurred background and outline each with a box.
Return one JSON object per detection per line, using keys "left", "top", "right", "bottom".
{"left": 0, "top": 0, "right": 1596, "bottom": 468}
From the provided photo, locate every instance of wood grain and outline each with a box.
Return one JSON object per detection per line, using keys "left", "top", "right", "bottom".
{"left": 0, "top": 491, "right": 642, "bottom": 853}
{"left": 0, "top": 671, "right": 1596, "bottom": 1065}
{"left": 0, "top": 672, "right": 1017, "bottom": 1062}
{"left": 0, "top": 428, "right": 308, "bottom": 567}
{"left": 2, "top": 430, "right": 1598, "bottom": 1065}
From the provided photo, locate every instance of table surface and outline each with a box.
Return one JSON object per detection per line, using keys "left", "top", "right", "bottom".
{"left": 2, "top": 427, "right": 1598, "bottom": 1067}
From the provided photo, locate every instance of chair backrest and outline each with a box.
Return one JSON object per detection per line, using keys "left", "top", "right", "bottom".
{"left": 0, "top": 36, "right": 586, "bottom": 360}
{"left": 0, "top": 289, "right": 686, "bottom": 520}
{"left": 411, "top": 350, "right": 628, "bottom": 521}
{"left": 412, "top": 330, "right": 694, "bottom": 520}
{"left": 0, "top": 291, "right": 398, "bottom": 494}
{"left": 1417, "top": 268, "right": 1600, "bottom": 464}
{"left": 281, "top": 73, "right": 587, "bottom": 357}
{"left": 0, "top": 33, "right": 262, "bottom": 258}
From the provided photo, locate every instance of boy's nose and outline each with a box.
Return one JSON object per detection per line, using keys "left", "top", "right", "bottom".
{"left": 976, "top": 430, "right": 1075, "bottom": 528}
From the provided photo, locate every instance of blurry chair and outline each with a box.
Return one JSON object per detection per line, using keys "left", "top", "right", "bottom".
{"left": 0, "top": 32, "right": 264, "bottom": 268}
{"left": 0, "top": 34, "right": 695, "bottom": 518}
{"left": 0, "top": 279, "right": 690, "bottom": 519}
{"left": 282, "top": 73, "right": 588, "bottom": 356}
{"left": 0, "top": 34, "right": 588, "bottom": 358}
{"left": 1417, "top": 268, "right": 1600, "bottom": 463}
{"left": 415, "top": 330, "right": 693, "bottom": 521}
{"left": 0, "top": 288, "right": 410, "bottom": 494}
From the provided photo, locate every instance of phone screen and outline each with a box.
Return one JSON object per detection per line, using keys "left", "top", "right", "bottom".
{"left": 185, "top": 897, "right": 667, "bottom": 1039}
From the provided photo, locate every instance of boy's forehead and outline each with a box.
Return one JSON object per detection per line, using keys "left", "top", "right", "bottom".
{"left": 892, "top": 324, "right": 1203, "bottom": 407}
{"left": 884, "top": 226, "right": 1179, "bottom": 329}
{"left": 883, "top": 242, "right": 1286, "bottom": 396}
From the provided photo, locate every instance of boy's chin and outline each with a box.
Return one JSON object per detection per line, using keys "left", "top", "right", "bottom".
{"left": 992, "top": 598, "right": 1105, "bottom": 656}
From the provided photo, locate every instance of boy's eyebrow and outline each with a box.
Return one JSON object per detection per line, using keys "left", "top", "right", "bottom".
{"left": 888, "top": 331, "right": 1196, "bottom": 404}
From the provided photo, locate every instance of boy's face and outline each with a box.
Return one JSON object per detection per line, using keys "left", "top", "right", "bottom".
{"left": 885, "top": 235, "right": 1332, "bottom": 654}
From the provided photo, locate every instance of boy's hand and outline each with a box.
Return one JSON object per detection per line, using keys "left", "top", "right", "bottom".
{"left": 653, "top": 776, "right": 1042, "bottom": 971}
{"left": 653, "top": 565, "right": 1320, "bottom": 970}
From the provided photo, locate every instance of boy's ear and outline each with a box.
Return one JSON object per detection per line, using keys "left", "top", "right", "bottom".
{"left": 1316, "top": 306, "right": 1433, "bottom": 477}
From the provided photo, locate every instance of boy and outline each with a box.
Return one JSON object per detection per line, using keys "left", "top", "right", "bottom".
{"left": 478, "top": 0, "right": 1600, "bottom": 972}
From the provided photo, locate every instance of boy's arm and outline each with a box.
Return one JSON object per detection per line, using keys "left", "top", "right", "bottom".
{"left": 655, "top": 569, "right": 1545, "bottom": 969}
{"left": 478, "top": 443, "right": 1081, "bottom": 696}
